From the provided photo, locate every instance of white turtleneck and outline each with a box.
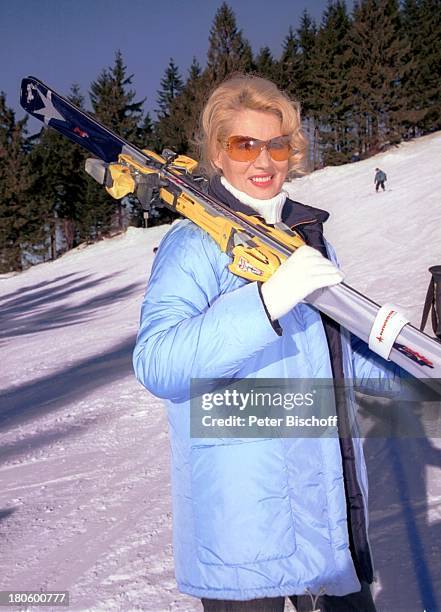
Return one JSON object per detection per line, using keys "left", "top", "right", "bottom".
{"left": 220, "top": 176, "right": 287, "bottom": 225}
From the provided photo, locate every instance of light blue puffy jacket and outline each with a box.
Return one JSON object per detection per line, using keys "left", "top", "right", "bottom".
{"left": 133, "top": 217, "right": 398, "bottom": 601}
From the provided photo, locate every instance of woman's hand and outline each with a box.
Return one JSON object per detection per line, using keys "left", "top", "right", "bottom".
{"left": 261, "top": 245, "right": 345, "bottom": 321}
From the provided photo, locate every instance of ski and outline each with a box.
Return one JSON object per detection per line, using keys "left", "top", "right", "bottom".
{"left": 20, "top": 76, "right": 441, "bottom": 389}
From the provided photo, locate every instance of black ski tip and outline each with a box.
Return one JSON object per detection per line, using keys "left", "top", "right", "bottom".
{"left": 20, "top": 76, "right": 43, "bottom": 113}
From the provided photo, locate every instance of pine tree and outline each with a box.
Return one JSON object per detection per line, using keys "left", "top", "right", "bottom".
{"left": 297, "top": 10, "right": 317, "bottom": 58}
{"left": 207, "top": 3, "right": 254, "bottom": 82}
{"left": 89, "top": 51, "right": 144, "bottom": 232}
{"left": 188, "top": 57, "right": 202, "bottom": 82}
{"left": 137, "top": 112, "right": 155, "bottom": 149}
{"left": 310, "top": 1, "right": 353, "bottom": 166}
{"left": 170, "top": 58, "right": 209, "bottom": 157}
{"left": 156, "top": 58, "right": 184, "bottom": 119}
{"left": 348, "top": 0, "right": 411, "bottom": 154}
{"left": 155, "top": 58, "right": 185, "bottom": 152}
{"left": 155, "top": 57, "right": 212, "bottom": 159}
{"left": 255, "top": 47, "right": 276, "bottom": 80}
{"left": 296, "top": 10, "right": 317, "bottom": 116}
{"left": 90, "top": 50, "right": 144, "bottom": 141}
{"left": 0, "top": 94, "right": 33, "bottom": 271}
{"left": 418, "top": 0, "right": 441, "bottom": 131}
{"left": 56, "top": 84, "right": 90, "bottom": 251}
{"left": 27, "top": 127, "right": 64, "bottom": 261}
{"left": 295, "top": 10, "right": 318, "bottom": 166}
{"left": 401, "top": 0, "right": 441, "bottom": 135}
{"left": 277, "top": 27, "right": 302, "bottom": 96}
{"left": 26, "top": 84, "right": 91, "bottom": 259}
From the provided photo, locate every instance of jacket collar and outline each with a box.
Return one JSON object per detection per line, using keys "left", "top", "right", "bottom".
{"left": 208, "top": 174, "right": 330, "bottom": 229}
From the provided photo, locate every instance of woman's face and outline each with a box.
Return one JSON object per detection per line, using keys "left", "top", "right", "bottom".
{"left": 214, "top": 109, "right": 290, "bottom": 200}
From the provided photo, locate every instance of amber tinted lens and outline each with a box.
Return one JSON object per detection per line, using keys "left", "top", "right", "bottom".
{"left": 225, "top": 136, "right": 292, "bottom": 161}
{"left": 226, "top": 137, "right": 261, "bottom": 161}
{"left": 267, "top": 136, "right": 292, "bottom": 161}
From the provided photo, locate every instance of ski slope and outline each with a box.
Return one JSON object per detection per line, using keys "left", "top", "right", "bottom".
{"left": 1, "top": 132, "right": 441, "bottom": 612}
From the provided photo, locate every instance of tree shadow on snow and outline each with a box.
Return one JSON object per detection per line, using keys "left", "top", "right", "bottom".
{"left": 0, "top": 335, "right": 137, "bottom": 431}
{"left": 0, "top": 421, "right": 95, "bottom": 465}
{"left": 0, "top": 273, "right": 79, "bottom": 304}
{"left": 0, "top": 271, "right": 141, "bottom": 341}
{"left": 359, "top": 397, "right": 441, "bottom": 612}
{"left": 0, "top": 506, "right": 18, "bottom": 524}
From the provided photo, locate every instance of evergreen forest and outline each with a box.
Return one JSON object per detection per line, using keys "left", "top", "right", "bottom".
{"left": 1, "top": 0, "right": 440, "bottom": 271}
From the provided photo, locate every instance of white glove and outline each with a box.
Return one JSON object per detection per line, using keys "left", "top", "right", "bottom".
{"left": 261, "top": 245, "right": 344, "bottom": 321}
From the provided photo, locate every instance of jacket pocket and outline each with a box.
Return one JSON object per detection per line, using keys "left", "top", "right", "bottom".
{"left": 191, "top": 439, "right": 297, "bottom": 566}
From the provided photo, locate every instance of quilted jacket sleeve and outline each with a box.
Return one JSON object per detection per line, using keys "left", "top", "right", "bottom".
{"left": 133, "top": 221, "right": 280, "bottom": 402}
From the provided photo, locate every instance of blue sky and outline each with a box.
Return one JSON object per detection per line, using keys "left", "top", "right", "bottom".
{"left": 1, "top": 0, "right": 355, "bottom": 132}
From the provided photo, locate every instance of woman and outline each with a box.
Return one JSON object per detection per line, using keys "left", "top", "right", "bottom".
{"left": 133, "top": 75, "right": 395, "bottom": 611}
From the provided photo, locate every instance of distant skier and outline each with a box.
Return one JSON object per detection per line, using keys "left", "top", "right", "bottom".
{"left": 374, "top": 167, "right": 387, "bottom": 192}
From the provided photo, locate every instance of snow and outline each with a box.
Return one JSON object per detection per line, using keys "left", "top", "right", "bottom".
{"left": 284, "top": 131, "right": 441, "bottom": 319}
{"left": 1, "top": 133, "right": 441, "bottom": 611}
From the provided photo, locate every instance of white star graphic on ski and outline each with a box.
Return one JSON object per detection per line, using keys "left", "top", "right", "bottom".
{"left": 34, "top": 89, "right": 65, "bottom": 125}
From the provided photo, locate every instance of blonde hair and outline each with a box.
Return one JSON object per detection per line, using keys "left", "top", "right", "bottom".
{"left": 199, "top": 73, "right": 308, "bottom": 177}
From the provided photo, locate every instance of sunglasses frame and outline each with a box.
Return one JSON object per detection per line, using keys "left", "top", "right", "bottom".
{"left": 223, "top": 134, "right": 293, "bottom": 162}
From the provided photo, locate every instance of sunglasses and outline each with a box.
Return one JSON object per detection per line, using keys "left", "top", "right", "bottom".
{"left": 223, "top": 134, "right": 293, "bottom": 162}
